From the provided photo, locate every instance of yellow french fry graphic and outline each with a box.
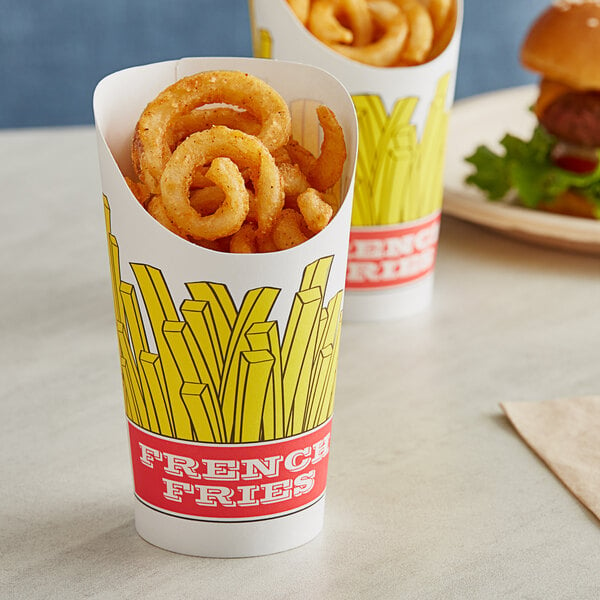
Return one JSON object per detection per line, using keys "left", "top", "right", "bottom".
{"left": 319, "top": 311, "right": 342, "bottom": 426}
{"left": 103, "top": 195, "right": 112, "bottom": 237}
{"left": 116, "top": 321, "right": 149, "bottom": 430}
{"left": 349, "top": 74, "right": 451, "bottom": 226}
{"left": 162, "top": 319, "right": 225, "bottom": 442}
{"left": 352, "top": 95, "right": 387, "bottom": 226}
{"left": 372, "top": 97, "right": 418, "bottom": 223}
{"left": 246, "top": 321, "right": 284, "bottom": 440}
{"left": 300, "top": 255, "right": 333, "bottom": 294}
{"left": 186, "top": 282, "right": 236, "bottom": 364}
{"left": 307, "top": 295, "right": 340, "bottom": 418}
{"left": 305, "top": 343, "right": 333, "bottom": 430}
{"left": 180, "top": 382, "right": 222, "bottom": 443}
{"left": 131, "top": 264, "right": 193, "bottom": 440}
{"left": 417, "top": 74, "right": 451, "bottom": 217}
{"left": 120, "top": 356, "right": 136, "bottom": 423}
{"left": 181, "top": 299, "right": 224, "bottom": 389}
{"left": 163, "top": 320, "right": 219, "bottom": 408}
{"left": 282, "top": 286, "right": 323, "bottom": 436}
{"left": 320, "top": 290, "right": 343, "bottom": 350}
{"left": 311, "top": 291, "right": 343, "bottom": 427}
{"left": 314, "top": 308, "right": 330, "bottom": 367}
{"left": 104, "top": 200, "right": 126, "bottom": 327}
{"left": 139, "top": 351, "right": 173, "bottom": 436}
{"left": 105, "top": 202, "right": 344, "bottom": 444}
{"left": 107, "top": 235, "right": 124, "bottom": 326}
{"left": 254, "top": 28, "right": 272, "bottom": 59}
{"left": 120, "top": 281, "right": 149, "bottom": 364}
{"left": 121, "top": 355, "right": 144, "bottom": 428}
{"left": 220, "top": 287, "right": 280, "bottom": 442}
{"left": 374, "top": 123, "right": 417, "bottom": 224}
{"left": 236, "top": 350, "right": 275, "bottom": 443}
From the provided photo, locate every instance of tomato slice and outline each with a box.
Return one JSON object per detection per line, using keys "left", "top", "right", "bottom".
{"left": 553, "top": 154, "right": 598, "bottom": 174}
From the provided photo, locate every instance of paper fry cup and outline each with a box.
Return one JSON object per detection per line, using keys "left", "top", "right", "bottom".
{"left": 93, "top": 57, "right": 357, "bottom": 557}
{"left": 249, "top": 0, "right": 463, "bottom": 320}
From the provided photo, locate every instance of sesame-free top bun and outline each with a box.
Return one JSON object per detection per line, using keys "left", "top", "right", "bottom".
{"left": 520, "top": 1, "right": 600, "bottom": 90}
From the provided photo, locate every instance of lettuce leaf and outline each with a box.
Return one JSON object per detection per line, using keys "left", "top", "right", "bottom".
{"left": 465, "top": 126, "right": 600, "bottom": 215}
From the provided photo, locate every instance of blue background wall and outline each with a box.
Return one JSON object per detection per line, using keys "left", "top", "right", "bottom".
{"left": 0, "top": 0, "right": 550, "bottom": 129}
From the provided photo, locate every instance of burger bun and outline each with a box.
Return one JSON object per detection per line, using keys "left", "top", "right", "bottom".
{"left": 520, "top": 1, "right": 600, "bottom": 90}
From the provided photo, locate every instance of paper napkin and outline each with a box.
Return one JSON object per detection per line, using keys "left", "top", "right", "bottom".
{"left": 501, "top": 396, "right": 600, "bottom": 521}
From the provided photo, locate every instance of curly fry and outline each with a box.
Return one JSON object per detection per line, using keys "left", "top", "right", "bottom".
{"left": 166, "top": 107, "right": 261, "bottom": 150}
{"left": 286, "top": 105, "right": 347, "bottom": 192}
{"left": 133, "top": 70, "right": 291, "bottom": 193}
{"left": 256, "top": 231, "right": 279, "bottom": 253}
{"left": 420, "top": 0, "right": 452, "bottom": 34}
{"left": 189, "top": 186, "right": 225, "bottom": 215}
{"left": 230, "top": 223, "right": 258, "bottom": 253}
{"left": 272, "top": 209, "right": 310, "bottom": 250}
{"left": 126, "top": 176, "right": 152, "bottom": 207}
{"left": 331, "top": 1, "right": 408, "bottom": 66}
{"left": 160, "top": 126, "right": 283, "bottom": 238}
{"left": 392, "top": 0, "right": 434, "bottom": 64}
{"left": 309, "top": 0, "right": 374, "bottom": 46}
{"left": 309, "top": 0, "right": 353, "bottom": 44}
{"left": 279, "top": 162, "right": 310, "bottom": 197}
{"left": 297, "top": 188, "right": 334, "bottom": 233}
{"left": 147, "top": 195, "right": 186, "bottom": 237}
{"left": 161, "top": 150, "right": 249, "bottom": 241}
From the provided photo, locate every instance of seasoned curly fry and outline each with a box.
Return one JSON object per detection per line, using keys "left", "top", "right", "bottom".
{"left": 132, "top": 70, "right": 291, "bottom": 193}
{"left": 189, "top": 185, "right": 225, "bottom": 215}
{"left": 128, "top": 69, "right": 347, "bottom": 252}
{"left": 230, "top": 223, "right": 259, "bottom": 253}
{"left": 392, "top": 0, "right": 434, "bottom": 64}
{"left": 420, "top": 0, "right": 452, "bottom": 34}
{"left": 309, "top": 0, "right": 373, "bottom": 46}
{"left": 272, "top": 209, "right": 309, "bottom": 250}
{"left": 162, "top": 152, "right": 249, "bottom": 241}
{"left": 287, "top": 105, "right": 347, "bottom": 192}
{"left": 279, "top": 162, "right": 310, "bottom": 196}
{"left": 331, "top": 1, "right": 408, "bottom": 66}
{"left": 160, "top": 126, "right": 283, "bottom": 238}
{"left": 166, "top": 107, "right": 261, "bottom": 150}
{"left": 297, "top": 188, "right": 334, "bottom": 233}
{"left": 289, "top": 0, "right": 456, "bottom": 67}
{"left": 147, "top": 195, "right": 186, "bottom": 237}
{"left": 126, "top": 176, "right": 152, "bottom": 207}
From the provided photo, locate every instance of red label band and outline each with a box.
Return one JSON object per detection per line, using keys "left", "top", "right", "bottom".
{"left": 128, "top": 419, "right": 332, "bottom": 522}
{"left": 346, "top": 212, "right": 441, "bottom": 290}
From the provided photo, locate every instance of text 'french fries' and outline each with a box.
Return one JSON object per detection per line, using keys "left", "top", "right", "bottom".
{"left": 286, "top": 0, "right": 457, "bottom": 67}
{"left": 104, "top": 197, "right": 343, "bottom": 443}
{"left": 126, "top": 70, "right": 347, "bottom": 252}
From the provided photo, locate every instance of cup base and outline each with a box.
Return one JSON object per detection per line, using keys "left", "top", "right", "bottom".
{"left": 133, "top": 496, "right": 326, "bottom": 557}
{"left": 343, "top": 274, "right": 434, "bottom": 321}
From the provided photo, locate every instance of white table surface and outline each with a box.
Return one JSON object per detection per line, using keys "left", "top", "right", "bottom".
{"left": 2, "top": 125, "right": 600, "bottom": 599}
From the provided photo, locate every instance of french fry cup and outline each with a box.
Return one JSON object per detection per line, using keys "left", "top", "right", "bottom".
{"left": 249, "top": 0, "right": 463, "bottom": 320}
{"left": 93, "top": 57, "right": 357, "bottom": 557}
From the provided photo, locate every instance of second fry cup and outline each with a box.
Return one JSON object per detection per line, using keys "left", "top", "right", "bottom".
{"left": 93, "top": 57, "right": 357, "bottom": 557}
{"left": 250, "top": 0, "right": 463, "bottom": 320}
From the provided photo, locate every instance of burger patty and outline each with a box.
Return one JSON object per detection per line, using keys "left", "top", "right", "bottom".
{"left": 539, "top": 91, "right": 600, "bottom": 148}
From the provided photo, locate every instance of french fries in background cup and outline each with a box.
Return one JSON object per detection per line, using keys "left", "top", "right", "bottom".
{"left": 249, "top": 0, "right": 463, "bottom": 320}
{"left": 93, "top": 57, "right": 358, "bottom": 557}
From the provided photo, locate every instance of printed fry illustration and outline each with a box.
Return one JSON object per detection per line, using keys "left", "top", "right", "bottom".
{"left": 104, "top": 196, "right": 343, "bottom": 445}
{"left": 352, "top": 72, "right": 451, "bottom": 226}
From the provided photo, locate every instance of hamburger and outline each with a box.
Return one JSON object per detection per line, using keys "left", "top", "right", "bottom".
{"left": 465, "top": 0, "right": 600, "bottom": 219}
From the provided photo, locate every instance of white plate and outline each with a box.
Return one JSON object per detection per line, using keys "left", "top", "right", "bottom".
{"left": 443, "top": 85, "right": 600, "bottom": 255}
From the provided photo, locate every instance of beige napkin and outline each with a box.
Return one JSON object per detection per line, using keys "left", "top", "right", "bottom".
{"left": 500, "top": 396, "right": 600, "bottom": 521}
